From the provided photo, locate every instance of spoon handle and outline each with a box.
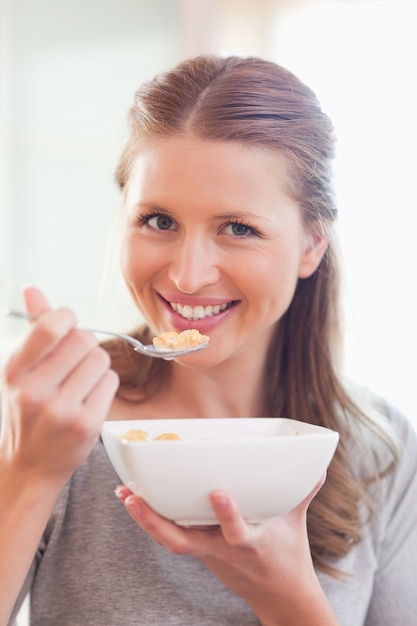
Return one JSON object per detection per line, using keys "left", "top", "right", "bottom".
{"left": 2, "top": 308, "right": 32, "bottom": 320}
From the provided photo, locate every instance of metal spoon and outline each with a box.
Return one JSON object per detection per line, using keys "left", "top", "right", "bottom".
{"left": 3, "top": 308, "right": 209, "bottom": 360}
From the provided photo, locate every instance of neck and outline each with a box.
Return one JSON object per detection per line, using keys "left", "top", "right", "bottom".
{"left": 166, "top": 357, "right": 265, "bottom": 419}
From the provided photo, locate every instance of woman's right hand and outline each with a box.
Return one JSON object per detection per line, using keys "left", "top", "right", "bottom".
{"left": 0, "top": 286, "right": 119, "bottom": 625}
{"left": 0, "top": 286, "right": 119, "bottom": 486}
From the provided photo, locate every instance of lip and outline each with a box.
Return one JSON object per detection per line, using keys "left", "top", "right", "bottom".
{"left": 158, "top": 294, "right": 239, "bottom": 333}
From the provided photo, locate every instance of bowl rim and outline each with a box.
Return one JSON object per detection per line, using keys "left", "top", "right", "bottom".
{"left": 102, "top": 417, "right": 339, "bottom": 445}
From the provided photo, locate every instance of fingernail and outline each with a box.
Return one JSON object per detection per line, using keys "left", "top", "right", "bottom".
{"left": 125, "top": 496, "right": 144, "bottom": 518}
{"left": 211, "top": 491, "right": 229, "bottom": 510}
{"left": 114, "top": 486, "right": 124, "bottom": 500}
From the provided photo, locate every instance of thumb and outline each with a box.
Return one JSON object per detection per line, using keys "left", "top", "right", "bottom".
{"left": 22, "top": 286, "right": 52, "bottom": 317}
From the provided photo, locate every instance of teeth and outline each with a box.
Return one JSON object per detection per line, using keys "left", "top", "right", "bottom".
{"left": 171, "top": 302, "right": 230, "bottom": 321}
{"left": 182, "top": 305, "right": 194, "bottom": 319}
{"left": 194, "top": 306, "right": 205, "bottom": 319}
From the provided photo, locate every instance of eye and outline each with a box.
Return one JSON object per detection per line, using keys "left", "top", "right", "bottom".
{"left": 139, "top": 213, "right": 177, "bottom": 231}
{"left": 223, "top": 221, "right": 259, "bottom": 237}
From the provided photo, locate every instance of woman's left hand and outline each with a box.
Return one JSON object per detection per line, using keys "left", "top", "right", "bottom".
{"left": 115, "top": 477, "right": 339, "bottom": 626}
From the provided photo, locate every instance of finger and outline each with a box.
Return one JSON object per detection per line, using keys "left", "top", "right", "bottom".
{"left": 21, "top": 287, "right": 77, "bottom": 368}
{"left": 121, "top": 495, "right": 192, "bottom": 555}
{"left": 24, "top": 329, "right": 99, "bottom": 391}
{"left": 210, "top": 491, "right": 252, "bottom": 546}
{"left": 38, "top": 350, "right": 116, "bottom": 426}
{"left": 23, "top": 286, "right": 52, "bottom": 317}
{"left": 57, "top": 347, "right": 115, "bottom": 408}
{"left": 81, "top": 369, "right": 120, "bottom": 427}
{"left": 5, "top": 308, "right": 77, "bottom": 378}
{"left": 114, "top": 485, "right": 133, "bottom": 502}
{"left": 43, "top": 369, "right": 119, "bottom": 448}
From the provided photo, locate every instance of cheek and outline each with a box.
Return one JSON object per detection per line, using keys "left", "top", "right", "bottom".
{"left": 256, "top": 251, "right": 301, "bottom": 289}
{"left": 120, "top": 238, "right": 160, "bottom": 288}
{"left": 120, "top": 241, "right": 137, "bottom": 288}
{"left": 247, "top": 253, "right": 302, "bottom": 313}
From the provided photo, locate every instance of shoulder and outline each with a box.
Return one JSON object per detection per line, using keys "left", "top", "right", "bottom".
{"left": 344, "top": 381, "right": 416, "bottom": 453}
{"left": 375, "top": 396, "right": 417, "bottom": 500}
{"left": 350, "top": 384, "right": 417, "bottom": 509}
{"left": 360, "top": 385, "right": 416, "bottom": 450}
{"left": 375, "top": 396, "right": 417, "bottom": 502}
{"left": 340, "top": 381, "right": 417, "bottom": 509}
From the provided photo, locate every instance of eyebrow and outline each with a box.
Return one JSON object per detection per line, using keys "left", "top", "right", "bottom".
{"left": 136, "top": 201, "right": 173, "bottom": 213}
{"left": 136, "top": 202, "right": 272, "bottom": 224}
{"left": 212, "top": 212, "right": 273, "bottom": 224}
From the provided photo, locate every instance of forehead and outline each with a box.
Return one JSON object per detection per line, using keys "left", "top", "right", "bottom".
{"left": 125, "top": 136, "right": 295, "bottom": 212}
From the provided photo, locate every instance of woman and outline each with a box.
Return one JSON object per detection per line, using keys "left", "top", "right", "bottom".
{"left": 1, "top": 55, "right": 416, "bottom": 626}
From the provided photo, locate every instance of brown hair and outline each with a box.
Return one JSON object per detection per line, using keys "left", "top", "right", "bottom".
{"left": 107, "top": 55, "right": 398, "bottom": 576}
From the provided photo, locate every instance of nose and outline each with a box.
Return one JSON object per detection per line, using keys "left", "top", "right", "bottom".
{"left": 167, "top": 234, "right": 220, "bottom": 294}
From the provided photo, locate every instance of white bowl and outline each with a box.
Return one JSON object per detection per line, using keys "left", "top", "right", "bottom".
{"left": 102, "top": 418, "right": 339, "bottom": 526}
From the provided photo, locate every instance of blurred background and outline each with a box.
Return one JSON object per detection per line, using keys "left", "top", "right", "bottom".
{"left": 1, "top": 0, "right": 416, "bottom": 432}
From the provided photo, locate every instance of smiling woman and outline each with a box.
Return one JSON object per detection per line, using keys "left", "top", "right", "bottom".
{"left": 1, "top": 51, "right": 417, "bottom": 626}
{"left": 1, "top": 7, "right": 417, "bottom": 626}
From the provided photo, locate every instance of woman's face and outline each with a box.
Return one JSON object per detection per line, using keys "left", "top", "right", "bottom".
{"left": 121, "top": 137, "right": 326, "bottom": 365}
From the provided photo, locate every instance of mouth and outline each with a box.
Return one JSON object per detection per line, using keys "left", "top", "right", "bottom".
{"left": 168, "top": 301, "right": 235, "bottom": 322}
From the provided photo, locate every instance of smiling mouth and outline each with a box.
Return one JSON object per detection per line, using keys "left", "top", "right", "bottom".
{"left": 169, "top": 302, "right": 234, "bottom": 321}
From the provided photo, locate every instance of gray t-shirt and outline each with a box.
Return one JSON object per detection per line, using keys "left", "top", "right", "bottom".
{"left": 7, "top": 400, "right": 417, "bottom": 626}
